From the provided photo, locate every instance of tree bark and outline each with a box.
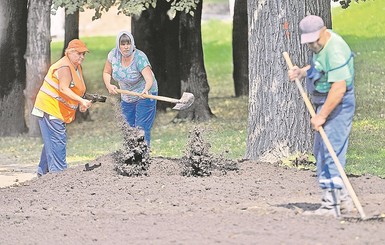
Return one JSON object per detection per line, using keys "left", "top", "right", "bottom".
{"left": 61, "top": 9, "right": 79, "bottom": 57}
{"left": 232, "top": 0, "right": 249, "bottom": 97}
{"left": 132, "top": 0, "right": 181, "bottom": 111}
{"left": 0, "top": 0, "right": 28, "bottom": 136}
{"left": 25, "top": 0, "right": 52, "bottom": 137}
{"left": 246, "top": 0, "right": 330, "bottom": 161}
{"left": 175, "top": 0, "right": 214, "bottom": 121}
{"left": 60, "top": 9, "right": 91, "bottom": 122}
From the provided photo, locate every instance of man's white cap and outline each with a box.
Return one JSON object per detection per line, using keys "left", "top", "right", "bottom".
{"left": 299, "top": 15, "right": 325, "bottom": 44}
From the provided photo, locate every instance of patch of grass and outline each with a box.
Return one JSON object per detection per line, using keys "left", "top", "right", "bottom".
{"left": 1, "top": 4, "right": 385, "bottom": 178}
{"left": 332, "top": 0, "right": 385, "bottom": 178}
{"left": 202, "top": 20, "right": 233, "bottom": 97}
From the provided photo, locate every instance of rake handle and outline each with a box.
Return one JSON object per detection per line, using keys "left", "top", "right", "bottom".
{"left": 283, "top": 52, "right": 366, "bottom": 219}
{"left": 115, "top": 88, "right": 179, "bottom": 104}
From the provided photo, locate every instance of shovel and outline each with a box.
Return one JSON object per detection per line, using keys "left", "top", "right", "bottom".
{"left": 283, "top": 51, "right": 366, "bottom": 220}
{"left": 115, "top": 88, "right": 194, "bottom": 110}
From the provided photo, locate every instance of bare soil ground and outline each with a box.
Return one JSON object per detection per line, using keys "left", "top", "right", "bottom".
{"left": 1, "top": 3, "right": 384, "bottom": 244}
{"left": 1, "top": 154, "right": 384, "bottom": 244}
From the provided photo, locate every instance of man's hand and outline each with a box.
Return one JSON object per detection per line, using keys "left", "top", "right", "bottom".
{"left": 288, "top": 65, "right": 311, "bottom": 81}
{"left": 311, "top": 114, "right": 327, "bottom": 131}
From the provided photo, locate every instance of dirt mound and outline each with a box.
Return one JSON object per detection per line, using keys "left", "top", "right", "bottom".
{"left": 0, "top": 153, "right": 384, "bottom": 244}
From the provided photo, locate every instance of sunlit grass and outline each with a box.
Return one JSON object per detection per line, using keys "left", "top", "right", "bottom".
{"left": 1, "top": 4, "right": 385, "bottom": 178}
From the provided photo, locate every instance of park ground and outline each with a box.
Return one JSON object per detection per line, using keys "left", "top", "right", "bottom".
{"left": 1, "top": 154, "right": 384, "bottom": 244}
{"left": 1, "top": 2, "right": 385, "bottom": 244}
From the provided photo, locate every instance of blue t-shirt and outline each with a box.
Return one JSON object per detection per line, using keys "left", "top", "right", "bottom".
{"left": 108, "top": 49, "right": 158, "bottom": 102}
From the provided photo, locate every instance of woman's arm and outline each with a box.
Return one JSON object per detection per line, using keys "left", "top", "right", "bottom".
{"left": 103, "top": 60, "right": 118, "bottom": 94}
{"left": 141, "top": 66, "right": 154, "bottom": 94}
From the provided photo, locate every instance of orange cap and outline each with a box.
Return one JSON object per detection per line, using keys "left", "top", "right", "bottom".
{"left": 67, "top": 39, "right": 89, "bottom": 52}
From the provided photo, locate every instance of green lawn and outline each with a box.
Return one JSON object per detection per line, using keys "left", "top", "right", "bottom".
{"left": 332, "top": 0, "right": 385, "bottom": 176}
{"left": 0, "top": 1, "right": 384, "bottom": 178}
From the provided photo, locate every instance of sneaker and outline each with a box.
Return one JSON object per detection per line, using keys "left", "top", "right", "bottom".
{"left": 340, "top": 187, "right": 356, "bottom": 214}
{"left": 303, "top": 205, "right": 340, "bottom": 218}
{"left": 303, "top": 188, "right": 341, "bottom": 218}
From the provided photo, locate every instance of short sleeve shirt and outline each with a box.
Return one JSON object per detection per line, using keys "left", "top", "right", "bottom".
{"left": 108, "top": 49, "right": 158, "bottom": 102}
{"left": 312, "top": 30, "right": 354, "bottom": 93}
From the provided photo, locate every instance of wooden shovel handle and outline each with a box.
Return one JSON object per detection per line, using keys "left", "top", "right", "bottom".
{"left": 115, "top": 88, "right": 179, "bottom": 103}
{"left": 282, "top": 52, "right": 366, "bottom": 219}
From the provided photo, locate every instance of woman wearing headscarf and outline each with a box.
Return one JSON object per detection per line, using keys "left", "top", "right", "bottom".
{"left": 32, "top": 39, "right": 92, "bottom": 176}
{"left": 103, "top": 31, "right": 158, "bottom": 147}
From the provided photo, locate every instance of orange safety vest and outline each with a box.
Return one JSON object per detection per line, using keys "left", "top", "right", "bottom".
{"left": 34, "top": 56, "right": 86, "bottom": 123}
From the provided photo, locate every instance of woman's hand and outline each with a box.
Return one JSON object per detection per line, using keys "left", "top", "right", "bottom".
{"left": 106, "top": 84, "right": 118, "bottom": 95}
{"left": 139, "top": 89, "right": 149, "bottom": 99}
{"left": 79, "top": 98, "right": 92, "bottom": 112}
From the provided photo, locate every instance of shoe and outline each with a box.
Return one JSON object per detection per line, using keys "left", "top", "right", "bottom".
{"left": 303, "top": 206, "right": 340, "bottom": 218}
{"left": 340, "top": 186, "right": 356, "bottom": 214}
{"left": 303, "top": 188, "right": 341, "bottom": 218}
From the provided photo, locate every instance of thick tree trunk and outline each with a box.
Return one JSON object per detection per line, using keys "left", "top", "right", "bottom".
{"left": 246, "top": 0, "right": 330, "bottom": 161}
{"left": 132, "top": 0, "right": 181, "bottom": 111}
{"left": 0, "top": 0, "right": 28, "bottom": 136}
{"left": 25, "top": 0, "right": 52, "bottom": 137}
{"left": 232, "top": 0, "right": 248, "bottom": 97}
{"left": 175, "top": 0, "right": 214, "bottom": 121}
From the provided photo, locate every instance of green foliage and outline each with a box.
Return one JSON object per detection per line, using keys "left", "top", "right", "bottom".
{"left": 332, "top": 0, "right": 366, "bottom": 9}
{"left": 52, "top": 0, "right": 199, "bottom": 20}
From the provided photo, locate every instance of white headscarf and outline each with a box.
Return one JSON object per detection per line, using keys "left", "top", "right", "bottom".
{"left": 114, "top": 31, "right": 136, "bottom": 59}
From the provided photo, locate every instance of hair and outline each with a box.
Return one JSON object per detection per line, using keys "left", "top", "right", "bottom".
{"left": 64, "top": 48, "right": 75, "bottom": 56}
{"left": 119, "top": 34, "right": 131, "bottom": 45}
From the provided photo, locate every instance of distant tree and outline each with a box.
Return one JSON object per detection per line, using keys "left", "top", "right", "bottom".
{"left": 0, "top": 0, "right": 28, "bottom": 136}
{"left": 61, "top": 9, "right": 79, "bottom": 57}
{"left": 132, "top": 0, "right": 181, "bottom": 111}
{"left": 232, "top": 0, "right": 248, "bottom": 97}
{"left": 175, "top": 0, "right": 214, "bottom": 121}
{"left": 246, "top": 0, "right": 331, "bottom": 160}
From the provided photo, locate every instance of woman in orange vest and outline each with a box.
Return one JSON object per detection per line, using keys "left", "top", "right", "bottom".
{"left": 32, "top": 39, "right": 92, "bottom": 176}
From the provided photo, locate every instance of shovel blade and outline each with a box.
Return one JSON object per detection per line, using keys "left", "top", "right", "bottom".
{"left": 172, "top": 92, "right": 195, "bottom": 110}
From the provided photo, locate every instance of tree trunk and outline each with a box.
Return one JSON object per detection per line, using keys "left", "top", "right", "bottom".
{"left": 246, "top": 0, "right": 330, "bottom": 161}
{"left": 0, "top": 0, "right": 28, "bottom": 136}
{"left": 61, "top": 9, "right": 79, "bottom": 57}
{"left": 25, "top": 0, "right": 52, "bottom": 137}
{"left": 132, "top": 0, "right": 181, "bottom": 111}
{"left": 175, "top": 0, "right": 214, "bottom": 121}
{"left": 61, "top": 9, "right": 91, "bottom": 122}
{"left": 232, "top": 0, "right": 248, "bottom": 97}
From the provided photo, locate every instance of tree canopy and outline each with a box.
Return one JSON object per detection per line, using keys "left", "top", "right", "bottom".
{"left": 52, "top": 0, "right": 199, "bottom": 19}
{"left": 333, "top": 0, "right": 366, "bottom": 9}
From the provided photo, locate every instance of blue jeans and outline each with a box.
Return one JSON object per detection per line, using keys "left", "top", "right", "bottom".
{"left": 37, "top": 114, "right": 67, "bottom": 175}
{"left": 313, "top": 89, "right": 355, "bottom": 189}
{"left": 121, "top": 94, "right": 157, "bottom": 146}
